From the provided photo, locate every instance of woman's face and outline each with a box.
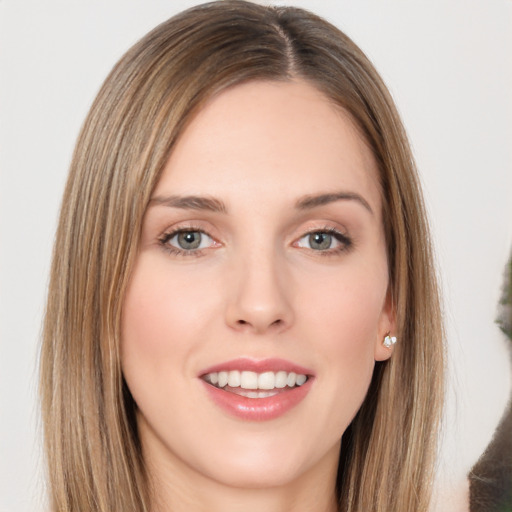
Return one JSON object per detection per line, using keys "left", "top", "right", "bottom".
{"left": 121, "top": 80, "right": 394, "bottom": 490}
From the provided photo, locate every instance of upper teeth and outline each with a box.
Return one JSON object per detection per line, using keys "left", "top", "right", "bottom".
{"left": 203, "top": 370, "right": 307, "bottom": 390}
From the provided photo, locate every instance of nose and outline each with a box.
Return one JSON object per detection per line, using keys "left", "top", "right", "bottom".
{"left": 225, "top": 251, "right": 294, "bottom": 335}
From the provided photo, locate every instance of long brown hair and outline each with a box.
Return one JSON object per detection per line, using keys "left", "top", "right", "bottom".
{"left": 40, "top": 2, "right": 444, "bottom": 510}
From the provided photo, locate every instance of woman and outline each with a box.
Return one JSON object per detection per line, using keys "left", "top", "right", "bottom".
{"left": 40, "top": 1, "right": 444, "bottom": 511}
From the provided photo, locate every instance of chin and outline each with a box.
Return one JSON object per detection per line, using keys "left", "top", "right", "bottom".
{"left": 200, "top": 454, "right": 311, "bottom": 489}
{"left": 194, "top": 430, "right": 341, "bottom": 490}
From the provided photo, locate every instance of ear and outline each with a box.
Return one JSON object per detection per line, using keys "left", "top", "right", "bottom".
{"left": 374, "top": 289, "right": 397, "bottom": 362}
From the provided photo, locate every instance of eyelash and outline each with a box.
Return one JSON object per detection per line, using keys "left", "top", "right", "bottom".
{"left": 157, "top": 226, "right": 353, "bottom": 257}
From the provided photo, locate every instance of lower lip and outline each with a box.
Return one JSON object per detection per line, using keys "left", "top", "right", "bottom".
{"left": 201, "top": 379, "right": 313, "bottom": 421}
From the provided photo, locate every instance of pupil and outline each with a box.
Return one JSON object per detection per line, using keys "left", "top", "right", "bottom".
{"left": 178, "top": 231, "right": 201, "bottom": 250}
{"left": 310, "top": 232, "right": 331, "bottom": 250}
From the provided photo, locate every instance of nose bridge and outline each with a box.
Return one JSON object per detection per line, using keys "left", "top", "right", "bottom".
{"left": 225, "top": 240, "right": 293, "bottom": 334}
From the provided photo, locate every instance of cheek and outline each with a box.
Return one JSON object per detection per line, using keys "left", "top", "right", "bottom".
{"left": 122, "top": 255, "right": 214, "bottom": 356}
{"left": 295, "top": 259, "right": 388, "bottom": 420}
{"left": 312, "top": 283, "right": 379, "bottom": 377}
{"left": 120, "top": 254, "right": 218, "bottom": 405}
{"left": 299, "top": 259, "right": 387, "bottom": 350}
{"left": 122, "top": 266, "right": 177, "bottom": 369}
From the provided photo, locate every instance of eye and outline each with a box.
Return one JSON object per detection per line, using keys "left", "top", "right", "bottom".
{"left": 160, "top": 229, "right": 216, "bottom": 253}
{"left": 303, "top": 232, "right": 334, "bottom": 250}
{"left": 295, "top": 229, "right": 352, "bottom": 253}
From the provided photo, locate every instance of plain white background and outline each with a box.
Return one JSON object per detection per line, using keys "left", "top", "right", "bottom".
{"left": 1, "top": 1, "right": 511, "bottom": 511}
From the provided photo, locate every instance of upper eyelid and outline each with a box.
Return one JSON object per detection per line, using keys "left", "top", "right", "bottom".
{"left": 294, "top": 224, "right": 349, "bottom": 239}
{"left": 154, "top": 219, "right": 351, "bottom": 242}
{"left": 157, "top": 224, "right": 349, "bottom": 239}
{"left": 160, "top": 228, "right": 207, "bottom": 240}
{"left": 295, "top": 228, "right": 350, "bottom": 243}
{"left": 158, "top": 221, "right": 216, "bottom": 237}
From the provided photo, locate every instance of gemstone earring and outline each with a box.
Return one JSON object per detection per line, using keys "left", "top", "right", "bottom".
{"left": 383, "top": 334, "right": 397, "bottom": 348}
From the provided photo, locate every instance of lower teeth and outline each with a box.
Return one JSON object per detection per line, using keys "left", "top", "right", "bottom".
{"left": 240, "top": 390, "right": 279, "bottom": 398}
{"left": 217, "top": 385, "right": 296, "bottom": 398}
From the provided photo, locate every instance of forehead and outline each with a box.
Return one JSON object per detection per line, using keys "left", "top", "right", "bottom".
{"left": 155, "top": 80, "right": 381, "bottom": 212}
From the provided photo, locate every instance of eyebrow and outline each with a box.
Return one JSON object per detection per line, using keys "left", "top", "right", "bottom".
{"left": 295, "top": 191, "right": 373, "bottom": 214}
{"left": 148, "top": 194, "right": 228, "bottom": 213}
{"left": 148, "top": 191, "right": 373, "bottom": 215}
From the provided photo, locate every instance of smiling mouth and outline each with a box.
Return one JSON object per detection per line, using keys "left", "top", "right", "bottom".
{"left": 202, "top": 370, "right": 309, "bottom": 398}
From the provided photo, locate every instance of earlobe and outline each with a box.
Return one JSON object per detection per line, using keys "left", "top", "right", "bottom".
{"left": 374, "top": 333, "right": 396, "bottom": 361}
{"left": 383, "top": 334, "right": 397, "bottom": 348}
{"left": 374, "top": 290, "right": 397, "bottom": 362}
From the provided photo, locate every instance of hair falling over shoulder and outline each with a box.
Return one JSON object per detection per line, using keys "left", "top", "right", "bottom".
{"left": 40, "top": 1, "right": 444, "bottom": 511}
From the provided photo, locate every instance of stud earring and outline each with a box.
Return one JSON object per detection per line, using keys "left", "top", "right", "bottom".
{"left": 383, "top": 334, "right": 397, "bottom": 348}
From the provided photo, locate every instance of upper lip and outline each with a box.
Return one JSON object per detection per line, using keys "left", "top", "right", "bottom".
{"left": 198, "top": 357, "right": 314, "bottom": 377}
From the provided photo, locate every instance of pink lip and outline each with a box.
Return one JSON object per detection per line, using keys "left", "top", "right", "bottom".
{"left": 199, "top": 357, "right": 313, "bottom": 376}
{"left": 198, "top": 358, "right": 314, "bottom": 421}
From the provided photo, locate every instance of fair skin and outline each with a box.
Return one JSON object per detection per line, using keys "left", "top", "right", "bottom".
{"left": 121, "top": 80, "right": 395, "bottom": 512}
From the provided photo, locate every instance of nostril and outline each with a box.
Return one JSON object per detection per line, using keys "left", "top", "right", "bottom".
{"left": 234, "top": 318, "right": 284, "bottom": 330}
